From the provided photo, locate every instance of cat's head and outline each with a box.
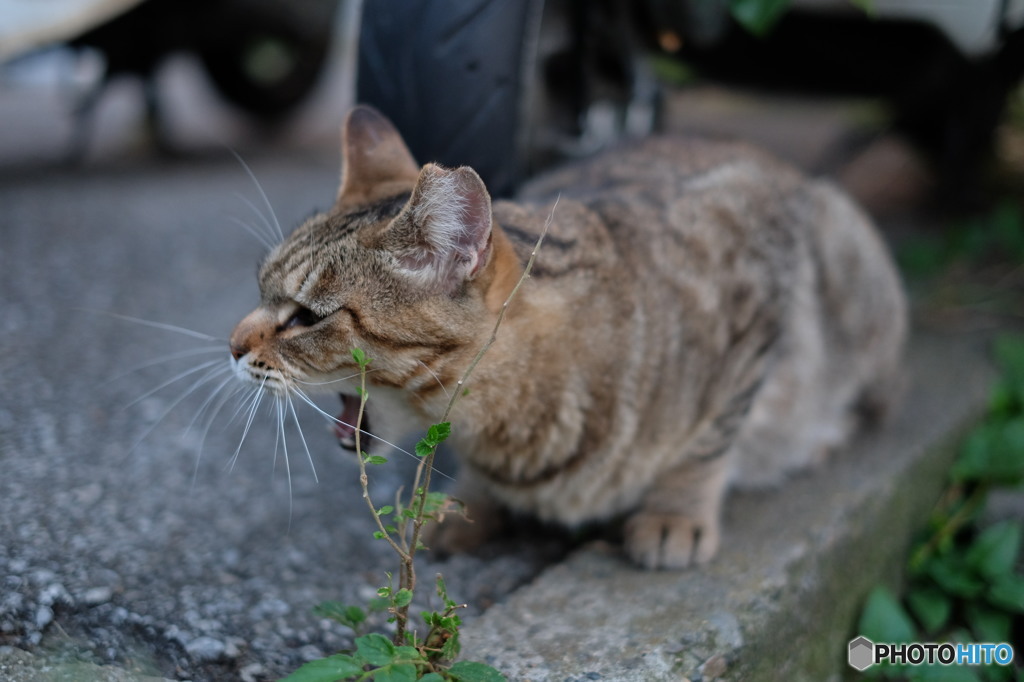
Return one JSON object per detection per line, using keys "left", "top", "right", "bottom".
{"left": 228, "top": 106, "right": 506, "bottom": 445}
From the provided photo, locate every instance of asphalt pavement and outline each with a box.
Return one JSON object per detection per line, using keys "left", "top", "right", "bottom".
{"left": 0, "top": 154, "right": 570, "bottom": 681}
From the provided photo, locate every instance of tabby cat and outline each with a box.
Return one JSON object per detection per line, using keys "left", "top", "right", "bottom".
{"left": 229, "top": 105, "right": 906, "bottom": 569}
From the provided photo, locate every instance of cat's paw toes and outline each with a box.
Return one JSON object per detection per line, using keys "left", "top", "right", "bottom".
{"left": 624, "top": 511, "right": 720, "bottom": 569}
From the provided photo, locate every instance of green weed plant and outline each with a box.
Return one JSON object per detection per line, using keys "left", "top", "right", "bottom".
{"left": 282, "top": 208, "right": 553, "bottom": 682}
{"left": 858, "top": 337, "right": 1024, "bottom": 682}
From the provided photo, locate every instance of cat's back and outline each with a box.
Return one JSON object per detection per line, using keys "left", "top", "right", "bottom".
{"left": 497, "top": 135, "right": 810, "bottom": 298}
{"left": 519, "top": 136, "right": 802, "bottom": 210}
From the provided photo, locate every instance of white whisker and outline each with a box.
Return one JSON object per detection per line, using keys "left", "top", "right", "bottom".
{"left": 272, "top": 393, "right": 283, "bottom": 475}
{"left": 417, "top": 359, "right": 451, "bottom": 400}
{"left": 124, "top": 359, "right": 226, "bottom": 410}
{"left": 233, "top": 192, "right": 281, "bottom": 247}
{"left": 292, "top": 367, "right": 381, "bottom": 387}
{"left": 191, "top": 382, "right": 249, "bottom": 489}
{"left": 226, "top": 384, "right": 263, "bottom": 425}
{"left": 128, "top": 363, "right": 231, "bottom": 454}
{"left": 227, "top": 148, "right": 284, "bottom": 243}
{"left": 87, "top": 310, "right": 226, "bottom": 342}
{"left": 228, "top": 213, "right": 277, "bottom": 251}
{"left": 276, "top": 397, "right": 294, "bottom": 528}
{"left": 184, "top": 372, "right": 237, "bottom": 435}
{"left": 228, "top": 378, "right": 267, "bottom": 472}
{"left": 287, "top": 391, "right": 317, "bottom": 483}
{"left": 109, "top": 346, "right": 225, "bottom": 384}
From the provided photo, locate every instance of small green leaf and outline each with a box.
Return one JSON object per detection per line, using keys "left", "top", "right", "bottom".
{"left": 365, "top": 455, "right": 389, "bottom": 465}
{"left": 373, "top": 531, "right": 387, "bottom": 540}
{"left": 953, "top": 421, "right": 1024, "bottom": 486}
{"left": 368, "top": 596, "right": 390, "bottom": 612}
{"left": 394, "top": 645, "right": 422, "bottom": 660}
{"left": 355, "top": 633, "right": 397, "bottom": 667}
{"left": 351, "top": 348, "right": 370, "bottom": 367}
{"left": 965, "top": 602, "right": 1012, "bottom": 643}
{"left": 394, "top": 588, "right": 413, "bottom": 608}
{"left": 995, "top": 335, "right": 1024, "bottom": 387}
{"left": 373, "top": 663, "right": 418, "bottom": 682}
{"left": 848, "top": 0, "right": 874, "bottom": 14}
{"left": 987, "top": 573, "right": 1024, "bottom": 612}
{"left": 447, "top": 660, "right": 508, "bottom": 682}
{"left": 377, "top": 505, "right": 395, "bottom": 516}
{"left": 859, "top": 586, "right": 916, "bottom": 644}
{"left": 729, "top": 0, "right": 790, "bottom": 36}
{"left": 966, "top": 521, "right": 1021, "bottom": 580}
{"left": 279, "top": 653, "right": 364, "bottom": 682}
{"left": 312, "top": 602, "right": 366, "bottom": 630}
{"left": 415, "top": 439, "right": 435, "bottom": 458}
{"left": 428, "top": 422, "right": 451, "bottom": 443}
{"left": 423, "top": 492, "right": 451, "bottom": 516}
{"left": 441, "top": 630, "right": 461, "bottom": 660}
{"left": 906, "top": 586, "right": 951, "bottom": 635}
{"left": 926, "top": 554, "right": 985, "bottom": 598}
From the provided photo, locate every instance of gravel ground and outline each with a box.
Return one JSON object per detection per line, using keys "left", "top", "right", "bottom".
{"left": 0, "top": 156, "right": 569, "bottom": 680}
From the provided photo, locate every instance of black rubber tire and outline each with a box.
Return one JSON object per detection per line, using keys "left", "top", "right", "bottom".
{"left": 356, "top": 0, "right": 545, "bottom": 196}
{"left": 198, "top": 0, "right": 336, "bottom": 121}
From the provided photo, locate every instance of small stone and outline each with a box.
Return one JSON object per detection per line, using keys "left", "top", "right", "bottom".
{"left": 223, "top": 638, "right": 242, "bottom": 659}
{"left": 700, "top": 654, "right": 728, "bottom": 679}
{"left": 82, "top": 586, "right": 113, "bottom": 606}
{"left": 186, "top": 636, "right": 226, "bottom": 662}
{"left": 299, "top": 644, "right": 324, "bottom": 661}
{"left": 34, "top": 605, "right": 53, "bottom": 629}
{"left": 29, "top": 569, "right": 55, "bottom": 586}
{"left": 71, "top": 482, "right": 103, "bottom": 506}
{"left": 39, "top": 583, "right": 71, "bottom": 607}
{"left": 240, "top": 663, "right": 265, "bottom": 682}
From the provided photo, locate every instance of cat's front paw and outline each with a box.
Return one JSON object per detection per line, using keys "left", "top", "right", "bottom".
{"left": 624, "top": 511, "right": 721, "bottom": 570}
{"left": 423, "top": 500, "right": 506, "bottom": 557}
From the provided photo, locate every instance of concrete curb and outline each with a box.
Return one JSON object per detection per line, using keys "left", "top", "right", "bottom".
{"left": 460, "top": 330, "right": 997, "bottom": 681}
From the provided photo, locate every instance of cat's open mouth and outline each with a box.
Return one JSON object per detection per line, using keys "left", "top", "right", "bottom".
{"left": 333, "top": 393, "right": 369, "bottom": 452}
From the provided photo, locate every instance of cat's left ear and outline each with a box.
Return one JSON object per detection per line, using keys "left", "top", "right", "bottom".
{"left": 382, "top": 163, "right": 493, "bottom": 294}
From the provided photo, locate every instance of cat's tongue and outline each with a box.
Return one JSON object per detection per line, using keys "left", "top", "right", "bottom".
{"left": 333, "top": 393, "right": 367, "bottom": 452}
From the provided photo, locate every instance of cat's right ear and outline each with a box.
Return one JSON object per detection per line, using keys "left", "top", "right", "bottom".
{"left": 334, "top": 106, "right": 421, "bottom": 210}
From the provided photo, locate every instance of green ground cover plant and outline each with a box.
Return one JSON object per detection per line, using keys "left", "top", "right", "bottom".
{"left": 857, "top": 336, "right": 1024, "bottom": 681}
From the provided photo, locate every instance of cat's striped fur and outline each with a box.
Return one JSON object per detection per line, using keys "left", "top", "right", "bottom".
{"left": 229, "top": 106, "right": 906, "bottom": 569}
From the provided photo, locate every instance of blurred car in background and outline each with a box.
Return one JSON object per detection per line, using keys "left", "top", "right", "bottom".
{"left": 358, "top": 0, "right": 1024, "bottom": 200}
{"left": 0, "top": 0, "right": 340, "bottom": 155}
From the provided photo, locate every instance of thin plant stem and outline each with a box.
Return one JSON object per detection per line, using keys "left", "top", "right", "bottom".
{"left": 349, "top": 197, "right": 557, "bottom": 648}
{"left": 354, "top": 364, "right": 408, "bottom": 561}
{"left": 400, "top": 198, "right": 557, "bottom": 638}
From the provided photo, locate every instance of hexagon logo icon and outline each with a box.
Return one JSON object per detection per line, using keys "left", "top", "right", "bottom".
{"left": 848, "top": 636, "right": 874, "bottom": 671}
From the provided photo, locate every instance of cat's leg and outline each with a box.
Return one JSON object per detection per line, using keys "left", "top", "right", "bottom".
{"left": 624, "top": 452, "right": 731, "bottom": 569}
{"left": 624, "top": 376, "right": 760, "bottom": 569}
{"left": 425, "top": 468, "right": 507, "bottom": 555}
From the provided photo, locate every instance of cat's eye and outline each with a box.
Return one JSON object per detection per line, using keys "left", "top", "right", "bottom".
{"left": 282, "top": 306, "right": 323, "bottom": 330}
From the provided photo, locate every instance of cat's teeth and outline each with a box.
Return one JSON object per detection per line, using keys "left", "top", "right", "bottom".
{"left": 333, "top": 393, "right": 368, "bottom": 452}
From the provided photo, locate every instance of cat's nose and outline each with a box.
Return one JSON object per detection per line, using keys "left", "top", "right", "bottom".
{"left": 230, "top": 307, "right": 274, "bottom": 361}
